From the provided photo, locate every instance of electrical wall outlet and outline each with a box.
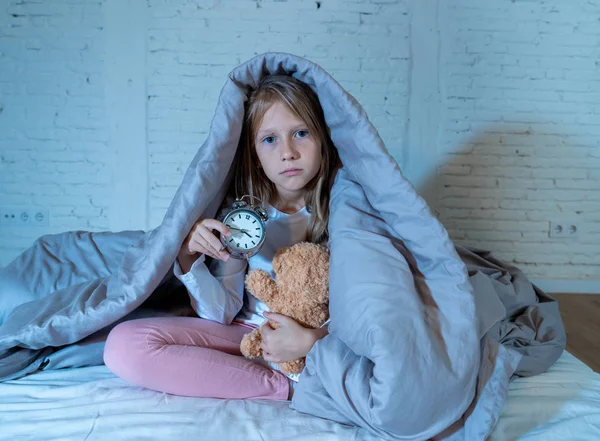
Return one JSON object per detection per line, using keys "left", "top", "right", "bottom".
{"left": 0, "top": 206, "right": 49, "bottom": 227}
{"left": 549, "top": 221, "right": 579, "bottom": 238}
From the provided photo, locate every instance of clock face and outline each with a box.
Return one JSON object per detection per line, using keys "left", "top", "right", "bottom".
{"left": 222, "top": 209, "right": 265, "bottom": 253}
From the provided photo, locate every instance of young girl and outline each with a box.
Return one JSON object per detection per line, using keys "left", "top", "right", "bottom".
{"left": 103, "top": 75, "right": 341, "bottom": 401}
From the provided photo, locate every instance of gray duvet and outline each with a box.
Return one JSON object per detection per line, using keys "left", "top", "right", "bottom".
{"left": 0, "top": 53, "right": 565, "bottom": 441}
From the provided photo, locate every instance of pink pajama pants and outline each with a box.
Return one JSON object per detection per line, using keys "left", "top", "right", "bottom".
{"left": 103, "top": 317, "right": 290, "bottom": 400}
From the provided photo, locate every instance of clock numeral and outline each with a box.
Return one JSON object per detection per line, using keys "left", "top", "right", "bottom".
{"left": 236, "top": 243, "right": 240, "bottom": 247}
{"left": 245, "top": 215, "right": 250, "bottom": 220}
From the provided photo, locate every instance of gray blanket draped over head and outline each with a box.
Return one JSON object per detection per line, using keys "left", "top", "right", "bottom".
{"left": 0, "top": 53, "right": 565, "bottom": 441}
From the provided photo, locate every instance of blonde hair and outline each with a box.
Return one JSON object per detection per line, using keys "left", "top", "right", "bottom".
{"left": 230, "top": 75, "right": 340, "bottom": 244}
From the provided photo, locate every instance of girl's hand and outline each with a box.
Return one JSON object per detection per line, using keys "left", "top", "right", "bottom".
{"left": 180, "top": 218, "right": 232, "bottom": 262}
{"left": 261, "top": 313, "right": 329, "bottom": 363}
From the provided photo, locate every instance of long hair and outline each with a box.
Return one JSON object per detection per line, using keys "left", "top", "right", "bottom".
{"left": 230, "top": 75, "right": 340, "bottom": 244}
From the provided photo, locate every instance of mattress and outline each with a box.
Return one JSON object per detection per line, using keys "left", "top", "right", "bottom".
{"left": 0, "top": 351, "right": 598, "bottom": 441}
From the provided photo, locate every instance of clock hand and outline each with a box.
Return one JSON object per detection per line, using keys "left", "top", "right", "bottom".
{"left": 242, "top": 230, "right": 252, "bottom": 238}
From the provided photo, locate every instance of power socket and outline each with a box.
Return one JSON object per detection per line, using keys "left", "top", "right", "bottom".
{"left": 549, "top": 221, "right": 579, "bottom": 238}
{"left": 0, "top": 206, "right": 49, "bottom": 227}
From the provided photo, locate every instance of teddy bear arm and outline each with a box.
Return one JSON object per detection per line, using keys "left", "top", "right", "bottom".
{"left": 240, "top": 328, "right": 263, "bottom": 359}
{"left": 245, "top": 270, "right": 279, "bottom": 304}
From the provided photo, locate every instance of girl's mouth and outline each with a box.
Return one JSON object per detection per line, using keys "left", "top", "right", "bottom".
{"left": 281, "top": 169, "right": 303, "bottom": 176}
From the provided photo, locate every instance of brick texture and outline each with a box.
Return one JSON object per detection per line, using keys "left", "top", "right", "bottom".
{"left": 0, "top": 1, "right": 110, "bottom": 264}
{"left": 436, "top": 0, "right": 600, "bottom": 279}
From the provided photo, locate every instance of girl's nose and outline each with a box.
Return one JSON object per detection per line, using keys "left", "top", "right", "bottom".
{"left": 281, "top": 138, "right": 299, "bottom": 161}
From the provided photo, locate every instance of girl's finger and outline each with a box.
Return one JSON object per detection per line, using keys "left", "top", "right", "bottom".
{"left": 187, "top": 237, "right": 203, "bottom": 252}
{"left": 193, "top": 241, "right": 220, "bottom": 261}
{"left": 261, "top": 324, "right": 272, "bottom": 341}
{"left": 188, "top": 237, "right": 215, "bottom": 258}
{"left": 263, "top": 312, "right": 290, "bottom": 326}
{"left": 197, "top": 226, "right": 230, "bottom": 260}
{"left": 260, "top": 340, "right": 268, "bottom": 355}
{"left": 200, "top": 248, "right": 219, "bottom": 260}
{"left": 194, "top": 233, "right": 219, "bottom": 254}
{"left": 264, "top": 353, "right": 281, "bottom": 363}
{"left": 195, "top": 232, "right": 226, "bottom": 260}
{"left": 201, "top": 219, "right": 232, "bottom": 237}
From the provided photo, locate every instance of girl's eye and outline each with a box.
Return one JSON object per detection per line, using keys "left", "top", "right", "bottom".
{"left": 295, "top": 130, "right": 309, "bottom": 138}
{"left": 263, "top": 136, "right": 275, "bottom": 144}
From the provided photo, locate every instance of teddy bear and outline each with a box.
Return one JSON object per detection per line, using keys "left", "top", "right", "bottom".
{"left": 240, "top": 242, "right": 330, "bottom": 374}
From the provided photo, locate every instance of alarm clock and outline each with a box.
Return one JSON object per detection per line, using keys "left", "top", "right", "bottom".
{"left": 219, "top": 196, "right": 269, "bottom": 259}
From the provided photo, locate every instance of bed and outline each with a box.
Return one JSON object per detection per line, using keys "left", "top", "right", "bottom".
{"left": 0, "top": 351, "right": 598, "bottom": 441}
{"left": 0, "top": 53, "right": 580, "bottom": 440}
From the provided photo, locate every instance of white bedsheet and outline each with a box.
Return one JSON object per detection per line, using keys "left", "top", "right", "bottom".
{"left": 491, "top": 351, "right": 600, "bottom": 441}
{"left": 0, "top": 351, "right": 598, "bottom": 441}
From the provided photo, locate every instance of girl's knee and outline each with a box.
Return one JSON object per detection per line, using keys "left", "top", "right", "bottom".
{"left": 103, "top": 320, "right": 147, "bottom": 377}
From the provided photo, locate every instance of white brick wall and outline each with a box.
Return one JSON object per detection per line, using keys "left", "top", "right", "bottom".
{"left": 0, "top": 0, "right": 110, "bottom": 264}
{"left": 1, "top": 0, "right": 598, "bottom": 283}
{"left": 145, "top": 0, "right": 409, "bottom": 227}
{"left": 436, "top": 0, "right": 600, "bottom": 279}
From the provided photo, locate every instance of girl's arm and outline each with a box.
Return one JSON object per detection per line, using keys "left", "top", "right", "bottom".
{"left": 173, "top": 253, "right": 248, "bottom": 325}
{"left": 311, "top": 324, "right": 329, "bottom": 340}
{"left": 303, "top": 324, "right": 329, "bottom": 354}
{"left": 176, "top": 248, "right": 197, "bottom": 274}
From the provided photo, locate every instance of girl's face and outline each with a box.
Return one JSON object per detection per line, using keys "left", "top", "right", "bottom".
{"left": 254, "top": 101, "right": 322, "bottom": 202}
